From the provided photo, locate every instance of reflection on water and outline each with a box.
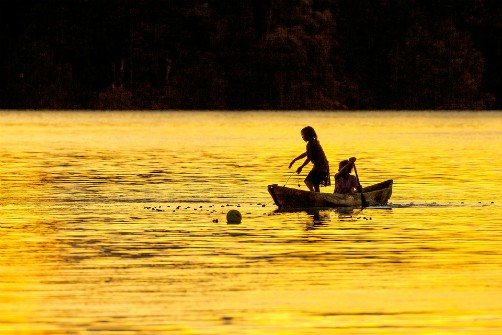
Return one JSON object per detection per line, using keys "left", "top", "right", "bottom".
{"left": 0, "top": 111, "right": 501, "bottom": 334}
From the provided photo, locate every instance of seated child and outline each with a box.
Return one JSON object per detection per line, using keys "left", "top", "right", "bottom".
{"left": 334, "top": 157, "right": 361, "bottom": 194}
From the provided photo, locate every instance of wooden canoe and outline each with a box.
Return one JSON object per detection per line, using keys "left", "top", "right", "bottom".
{"left": 268, "top": 180, "right": 393, "bottom": 209}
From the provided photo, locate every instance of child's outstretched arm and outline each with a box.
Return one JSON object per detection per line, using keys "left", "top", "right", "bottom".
{"left": 289, "top": 152, "right": 307, "bottom": 169}
{"left": 295, "top": 157, "right": 311, "bottom": 174}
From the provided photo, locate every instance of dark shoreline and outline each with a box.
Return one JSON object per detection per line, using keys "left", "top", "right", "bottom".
{"left": 1, "top": 1, "right": 500, "bottom": 110}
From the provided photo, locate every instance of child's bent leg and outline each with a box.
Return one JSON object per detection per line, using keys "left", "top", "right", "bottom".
{"left": 305, "top": 179, "right": 315, "bottom": 192}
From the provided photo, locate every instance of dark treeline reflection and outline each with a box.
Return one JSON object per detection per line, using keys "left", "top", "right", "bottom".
{"left": 0, "top": 0, "right": 500, "bottom": 110}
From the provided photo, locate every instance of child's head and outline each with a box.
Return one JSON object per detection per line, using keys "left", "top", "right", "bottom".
{"left": 338, "top": 159, "right": 353, "bottom": 174}
{"left": 301, "top": 126, "right": 317, "bottom": 141}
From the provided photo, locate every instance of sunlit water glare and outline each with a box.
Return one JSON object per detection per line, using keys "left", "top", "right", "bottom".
{"left": 0, "top": 111, "right": 501, "bottom": 334}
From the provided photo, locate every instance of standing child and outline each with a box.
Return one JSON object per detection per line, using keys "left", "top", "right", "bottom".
{"left": 289, "top": 126, "right": 330, "bottom": 192}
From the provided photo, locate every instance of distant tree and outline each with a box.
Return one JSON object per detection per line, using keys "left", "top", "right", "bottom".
{"left": 257, "top": 1, "right": 345, "bottom": 109}
{"left": 476, "top": 0, "right": 501, "bottom": 108}
{"left": 389, "top": 19, "right": 486, "bottom": 109}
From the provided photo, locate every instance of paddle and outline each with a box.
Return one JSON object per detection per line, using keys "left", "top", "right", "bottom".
{"left": 353, "top": 163, "right": 369, "bottom": 208}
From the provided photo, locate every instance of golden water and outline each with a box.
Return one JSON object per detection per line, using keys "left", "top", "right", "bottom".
{"left": 0, "top": 111, "right": 501, "bottom": 334}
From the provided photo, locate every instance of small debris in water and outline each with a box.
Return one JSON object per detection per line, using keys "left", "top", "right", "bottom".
{"left": 221, "top": 315, "right": 233, "bottom": 324}
{"left": 212, "top": 219, "right": 218, "bottom": 223}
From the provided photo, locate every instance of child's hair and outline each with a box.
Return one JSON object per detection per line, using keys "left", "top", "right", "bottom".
{"left": 338, "top": 159, "right": 353, "bottom": 174}
{"left": 301, "top": 126, "right": 317, "bottom": 141}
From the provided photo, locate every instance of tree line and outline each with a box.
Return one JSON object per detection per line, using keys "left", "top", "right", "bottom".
{"left": 0, "top": 0, "right": 500, "bottom": 110}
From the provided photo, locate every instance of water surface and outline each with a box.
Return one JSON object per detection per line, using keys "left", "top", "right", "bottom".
{"left": 0, "top": 111, "right": 501, "bottom": 334}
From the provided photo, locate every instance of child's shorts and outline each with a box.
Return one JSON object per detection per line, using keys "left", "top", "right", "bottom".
{"left": 305, "top": 169, "right": 330, "bottom": 186}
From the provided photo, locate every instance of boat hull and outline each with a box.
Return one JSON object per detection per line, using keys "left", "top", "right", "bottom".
{"left": 268, "top": 180, "right": 393, "bottom": 209}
